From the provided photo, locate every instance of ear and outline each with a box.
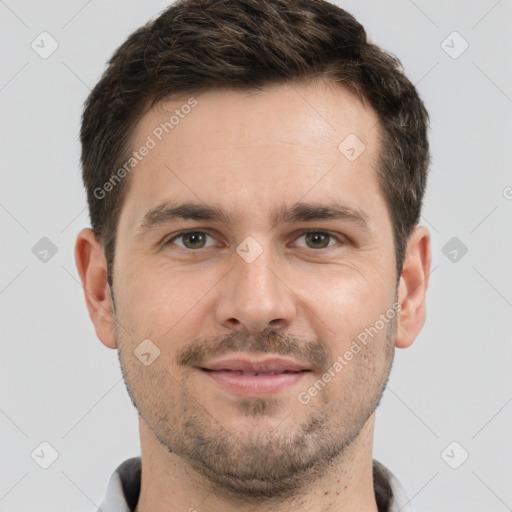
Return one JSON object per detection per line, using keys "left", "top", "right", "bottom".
{"left": 74, "top": 228, "right": 117, "bottom": 349}
{"left": 395, "top": 225, "right": 431, "bottom": 349}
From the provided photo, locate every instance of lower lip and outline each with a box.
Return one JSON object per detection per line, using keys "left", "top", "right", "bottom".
{"left": 200, "top": 369, "right": 309, "bottom": 395}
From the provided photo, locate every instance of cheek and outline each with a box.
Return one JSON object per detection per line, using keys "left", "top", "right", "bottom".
{"left": 295, "top": 262, "right": 394, "bottom": 341}
{"left": 118, "top": 337, "right": 177, "bottom": 419}
{"left": 117, "top": 258, "right": 219, "bottom": 337}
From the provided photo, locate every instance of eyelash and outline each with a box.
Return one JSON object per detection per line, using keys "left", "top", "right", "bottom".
{"left": 163, "top": 229, "right": 346, "bottom": 251}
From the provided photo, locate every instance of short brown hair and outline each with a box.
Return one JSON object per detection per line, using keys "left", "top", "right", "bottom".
{"left": 80, "top": 0, "right": 430, "bottom": 281}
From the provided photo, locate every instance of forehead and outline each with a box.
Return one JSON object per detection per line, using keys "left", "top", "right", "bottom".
{"left": 134, "top": 80, "right": 379, "bottom": 156}
{"left": 120, "top": 80, "right": 384, "bottom": 231}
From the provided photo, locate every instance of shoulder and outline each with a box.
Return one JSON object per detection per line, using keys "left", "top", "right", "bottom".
{"left": 373, "top": 459, "right": 414, "bottom": 512}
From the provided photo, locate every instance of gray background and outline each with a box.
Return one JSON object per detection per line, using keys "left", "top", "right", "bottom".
{"left": 1, "top": 0, "right": 511, "bottom": 510}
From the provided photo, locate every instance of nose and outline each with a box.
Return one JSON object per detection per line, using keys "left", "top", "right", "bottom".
{"left": 214, "top": 245, "right": 297, "bottom": 334}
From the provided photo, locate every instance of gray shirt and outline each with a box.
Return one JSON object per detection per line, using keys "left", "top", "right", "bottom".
{"left": 98, "top": 457, "right": 413, "bottom": 512}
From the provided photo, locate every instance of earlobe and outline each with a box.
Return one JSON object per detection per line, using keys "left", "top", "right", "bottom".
{"left": 395, "top": 226, "right": 431, "bottom": 349}
{"left": 74, "top": 228, "right": 117, "bottom": 349}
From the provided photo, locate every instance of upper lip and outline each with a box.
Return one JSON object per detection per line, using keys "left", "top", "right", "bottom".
{"left": 199, "top": 356, "right": 311, "bottom": 373}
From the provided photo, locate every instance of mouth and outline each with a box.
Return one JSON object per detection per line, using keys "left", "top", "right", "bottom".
{"left": 199, "top": 356, "right": 311, "bottom": 373}
{"left": 201, "top": 369, "right": 310, "bottom": 375}
{"left": 197, "top": 356, "right": 312, "bottom": 395}
{"left": 199, "top": 368, "right": 310, "bottom": 395}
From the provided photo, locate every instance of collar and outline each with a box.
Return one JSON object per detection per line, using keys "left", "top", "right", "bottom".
{"left": 98, "top": 457, "right": 413, "bottom": 512}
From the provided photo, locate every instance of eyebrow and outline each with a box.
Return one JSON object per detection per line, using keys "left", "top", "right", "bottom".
{"left": 136, "top": 200, "right": 369, "bottom": 235}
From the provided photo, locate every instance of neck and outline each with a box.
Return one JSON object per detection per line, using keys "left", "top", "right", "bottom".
{"left": 135, "top": 414, "right": 379, "bottom": 512}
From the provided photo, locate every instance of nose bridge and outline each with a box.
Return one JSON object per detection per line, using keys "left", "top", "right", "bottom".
{"left": 215, "top": 238, "right": 296, "bottom": 332}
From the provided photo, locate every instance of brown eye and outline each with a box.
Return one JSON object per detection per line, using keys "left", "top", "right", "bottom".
{"left": 167, "top": 231, "right": 215, "bottom": 249}
{"left": 294, "top": 231, "right": 340, "bottom": 249}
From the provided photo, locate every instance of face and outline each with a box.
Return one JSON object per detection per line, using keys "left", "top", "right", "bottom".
{"left": 108, "top": 81, "right": 399, "bottom": 498}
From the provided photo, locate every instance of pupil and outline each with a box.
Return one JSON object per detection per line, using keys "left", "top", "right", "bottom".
{"left": 307, "top": 232, "right": 329, "bottom": 248}
{"left": 185, "top": 233, "right": 204, "bottom": 248}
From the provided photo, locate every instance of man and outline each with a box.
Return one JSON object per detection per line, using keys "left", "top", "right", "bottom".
{"left": 75, "top": 0, "right": 431, "bottom": 510}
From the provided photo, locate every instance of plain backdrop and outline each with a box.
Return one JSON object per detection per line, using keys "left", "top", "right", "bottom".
{"left": 1, "top": 1, "right": 511, "bottom": 511}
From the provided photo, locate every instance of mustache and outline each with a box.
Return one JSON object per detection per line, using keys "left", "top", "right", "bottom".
{"left": 176, "top": 328, "right": 332, "bottom": 372}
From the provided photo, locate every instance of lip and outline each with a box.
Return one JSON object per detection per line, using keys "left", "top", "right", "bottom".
{"left": 200, "top": 368, "right": 309, "bottom": 395}
{"left": 200, "top": 356, "right": 310, "bottom": 373}
{"left": 197, "top": 356, "right": 312, "bottom": 396}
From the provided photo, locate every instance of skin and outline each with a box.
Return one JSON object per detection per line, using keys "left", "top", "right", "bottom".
{"left": 75, "top": 79, "right": 431, "bottom": 512}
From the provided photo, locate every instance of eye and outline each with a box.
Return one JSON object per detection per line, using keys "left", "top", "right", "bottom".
{"left": 292, "top": 230, "right": 343, "bottom": 249}
{"left": 164, "top": 229, "right": 345, "bottom": 251}
{"left": 165, "top": 230, "right": 217, "bottom": 250}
